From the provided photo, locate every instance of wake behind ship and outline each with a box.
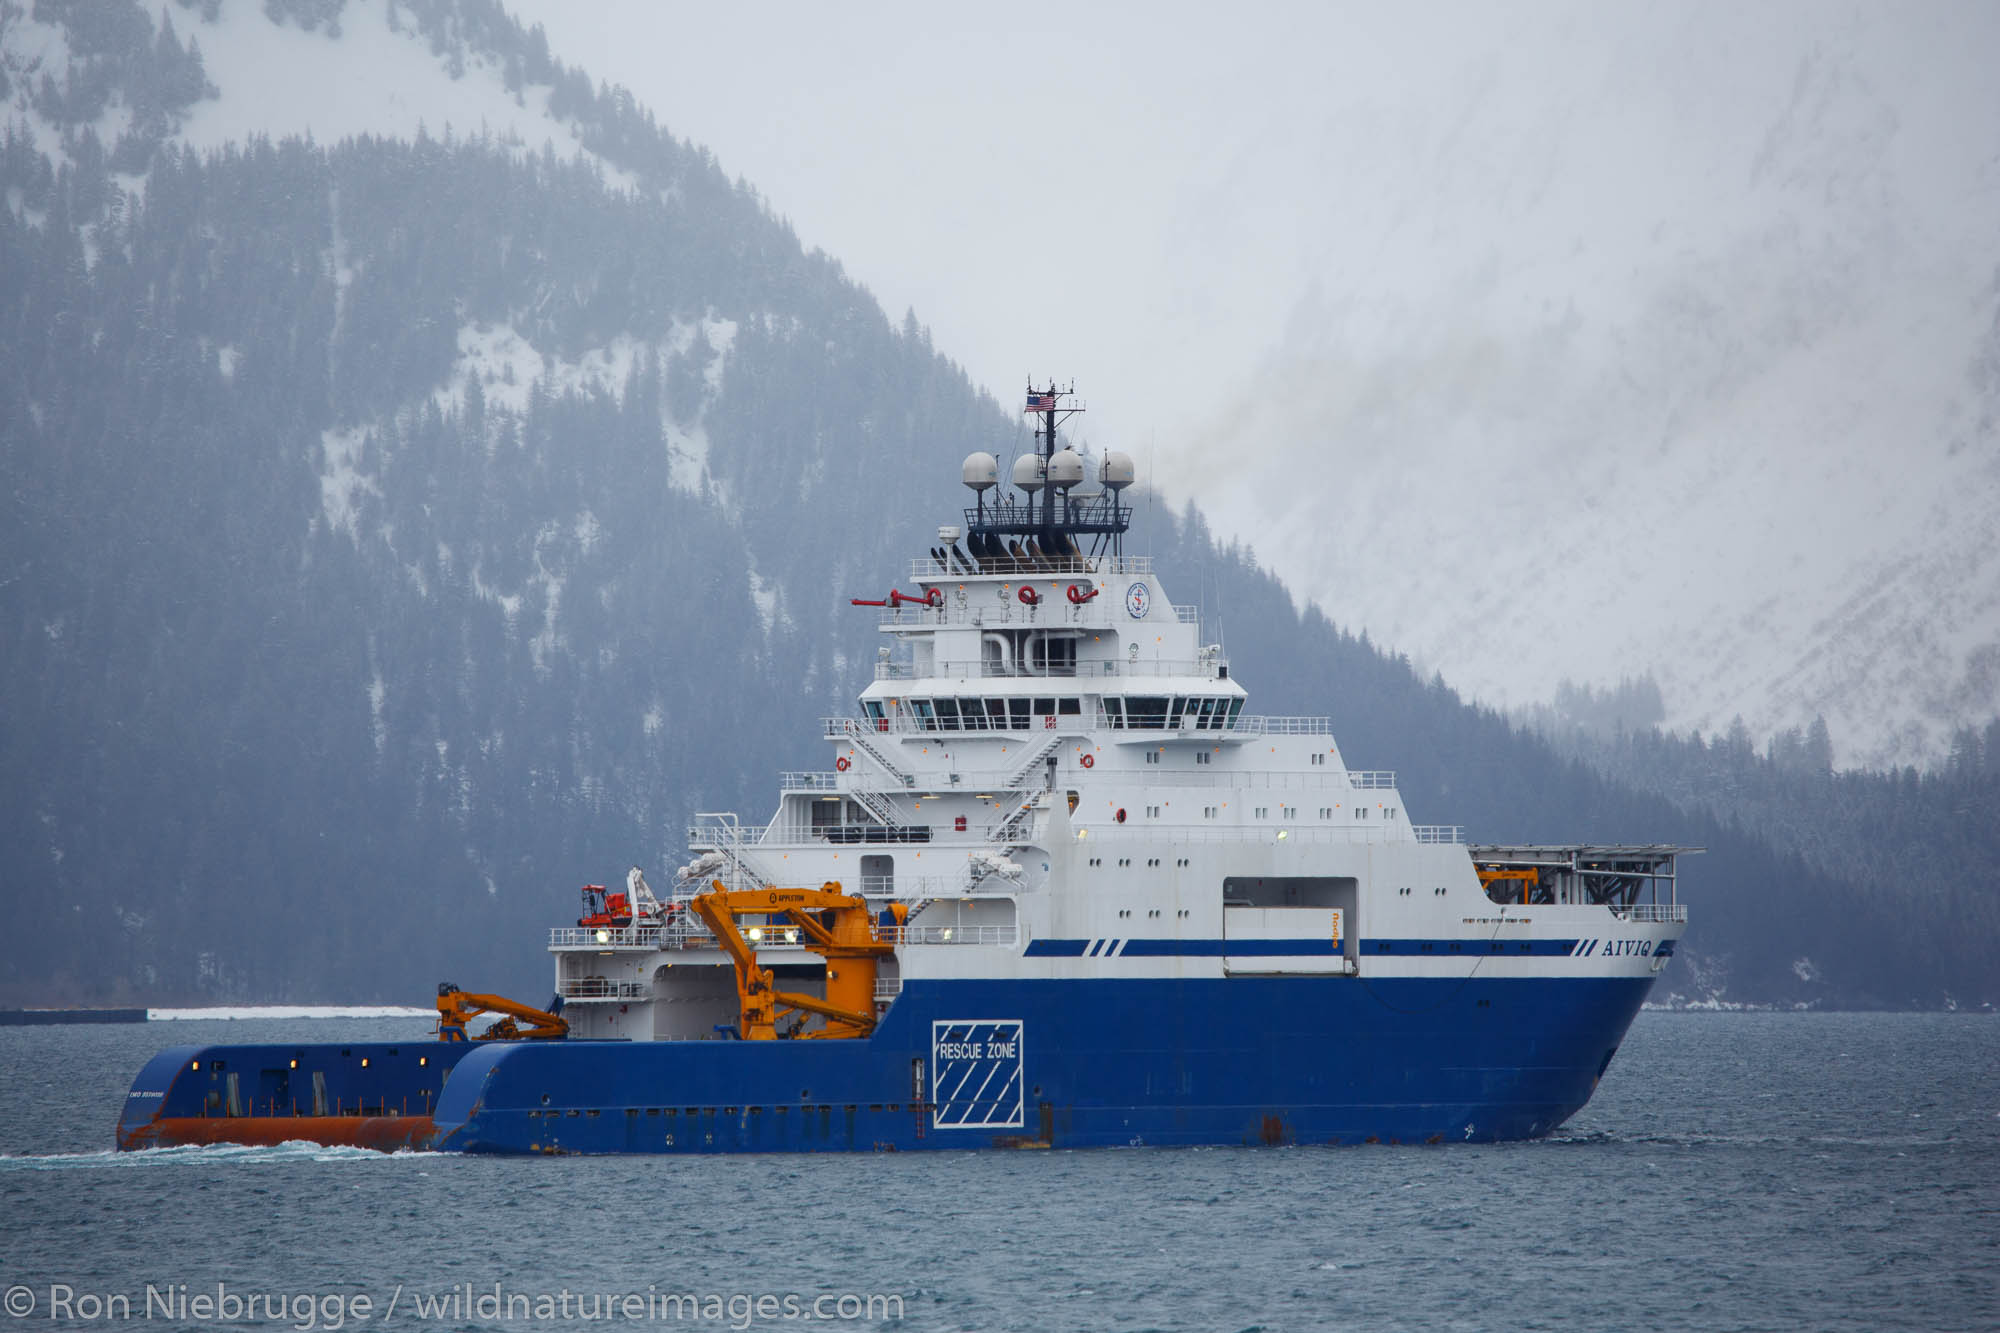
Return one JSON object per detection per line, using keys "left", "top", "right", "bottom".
{"left": 120, "top": 384, "right": 1693, "bottom": 1155}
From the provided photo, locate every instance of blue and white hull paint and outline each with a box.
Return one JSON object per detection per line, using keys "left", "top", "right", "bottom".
{"left": 433, "top": 970, "right": 1668, "bottom": 1154}
{"left": 120, "top": 383, "right": 1693, "bottom": 1155}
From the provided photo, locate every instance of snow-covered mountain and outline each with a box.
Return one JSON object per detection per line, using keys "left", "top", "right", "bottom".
{"left": 12, "top": 1, "right": 1992, "bottom": 771}
{"left": 5, "top": 0, "right": 1996, "bottom": 1010}
{"left": 7, "top": 0, "right": 617, "bottom": 177}
{"left": 1149, "top": 3, "right": 2000, "bottom": 769}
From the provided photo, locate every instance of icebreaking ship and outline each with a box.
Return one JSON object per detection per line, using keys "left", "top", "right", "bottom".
{"left": 120, "top": 384, "right": 1691, "bottom": 1154}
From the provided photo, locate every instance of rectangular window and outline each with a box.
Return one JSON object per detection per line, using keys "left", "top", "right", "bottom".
{"left": 934, "top": 697, "right": 960, "bottom": 731}
{"left": 1102, "top": 697, "right": 1124, "bottom": 729}
{"left": 1227, "top": 698, "right": 1244, "bottom": 725}
{"left": 1126, "top": 696, "right": 1168, "bottom": 729}
{"left": 959, "top": 697, "right": 988, "bottom": 730}
{"left": 1196, "top": 697, "right": 1219, "bottom": 730}
{"left": 912, "top": 699, "right": 937, "bottom": 731}
{"left": 1058, "top": 697, "right": 1081, "bottom": 715}
{"left": 1033, "top": 697, "right": 1056, "bottom": 717}
{"left": 1009, "top": 698, "right": 1031, "bottom": 728}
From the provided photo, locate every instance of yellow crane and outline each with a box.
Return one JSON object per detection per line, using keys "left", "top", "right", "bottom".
{"left": 1475, "top": 866, "right": 1541, "bottom": 905}
{"left": 435, "top": 983, "right": 569, "bottom": 1042}
{"left": 688, "top": 881, "right": 904, "bottom": 1040}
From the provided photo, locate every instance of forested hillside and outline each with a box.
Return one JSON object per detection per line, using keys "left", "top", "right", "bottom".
{"left": 2, "top": 0, "right": 1992, "bottom": 1008}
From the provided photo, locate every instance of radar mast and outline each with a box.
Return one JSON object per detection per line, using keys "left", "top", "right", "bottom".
{"left": 961, "top": 381, "right": 1133, "bottom": 567}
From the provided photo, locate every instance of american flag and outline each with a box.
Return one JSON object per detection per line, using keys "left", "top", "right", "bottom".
{"left": 1025, "top": 391, "right": 1056, "bottom": 412}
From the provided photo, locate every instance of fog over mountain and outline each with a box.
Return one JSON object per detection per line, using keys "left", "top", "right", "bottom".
{"left": 517, "top": 0, "right": 2000, "bottom": 769}
{"left": 2, "top": 0, "right": 1994, "bottom": 1011}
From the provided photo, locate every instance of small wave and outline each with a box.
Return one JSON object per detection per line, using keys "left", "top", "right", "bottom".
{"left": 1541, "top": 1129, "right": 1974, "bottom": 1150}
{"left": 0, "top": 1141, "right": 429, "bottom": 1171}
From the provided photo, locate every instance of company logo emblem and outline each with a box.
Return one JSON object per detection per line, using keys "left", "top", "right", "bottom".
{"left": 1125, "top": 582, "right": 1150, "bottom": 618}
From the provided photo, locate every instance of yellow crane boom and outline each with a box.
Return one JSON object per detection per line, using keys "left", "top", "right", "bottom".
{"left": 435, "top": 983, "right": 569, "bottom": 1042}
{"left": 687, "top": 881, "right": 903, "bottom": 1040}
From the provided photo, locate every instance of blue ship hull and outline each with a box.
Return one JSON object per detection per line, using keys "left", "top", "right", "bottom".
{"left": 428, "top": 975, "right": 1656, "bottom": 1154}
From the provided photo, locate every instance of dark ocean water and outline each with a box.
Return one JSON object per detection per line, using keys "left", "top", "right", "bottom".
{"left": 0, "top": 1012, "right": 1994, "bottom": 1332}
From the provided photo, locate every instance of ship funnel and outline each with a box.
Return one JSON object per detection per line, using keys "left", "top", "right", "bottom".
{"left": 962, "top": 451, "right": 998, "bottom": 493}
{"left": 1047, "top": 448, "right": 1085, "bottom": 489}
{"left": 1012, "top": 453, "right": 1046, "bottom": 494}
{"left": 1100, "top": 450, "right": 1135, "bottom": 493}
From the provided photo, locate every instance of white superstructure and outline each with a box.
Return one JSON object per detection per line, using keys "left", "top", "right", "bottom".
{"left": 551, "top": 385, "right": 1689, "bottom": 1043}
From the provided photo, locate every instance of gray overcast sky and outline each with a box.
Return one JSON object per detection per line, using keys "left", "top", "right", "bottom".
{"left": 506, "top": 0, "right": 1482, "bottom": 453}
{"left": 504, "top": 1, "right": 2000, "bottom": 762}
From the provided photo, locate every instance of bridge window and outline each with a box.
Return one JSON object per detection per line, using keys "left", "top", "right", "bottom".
{"left": 1102, "top": 697, "right": 1124, "bottom": 728}
{"left": 1125, "top": 696, "right": 1169, "bottom": 729}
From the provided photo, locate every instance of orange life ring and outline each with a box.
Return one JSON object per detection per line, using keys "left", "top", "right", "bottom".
{"left": 835, "top": 756, "right": 851, "bottom": 771}
{"left": 1080, "top": 753, "right": 1095, "bottom": 768}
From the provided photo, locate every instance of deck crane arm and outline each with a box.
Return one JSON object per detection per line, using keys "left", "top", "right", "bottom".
{"left": 688, "top": 881, "right": 902, "bottom": 1041}
{"left": 435, "top": 983, "right": 569, "bottom": 1042}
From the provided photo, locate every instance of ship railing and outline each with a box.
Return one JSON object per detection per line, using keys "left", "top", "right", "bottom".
{"left": 874, "top": 976, "right": 903, "bottom": 1002}
{"left": 745, "top": 817, "right": 1046, "bottom": 849}
{"left": 558, "top": 978, "right": 652, "bottom": 1001}
{"left": 875, "top": 658, "right": 1229, "bottom": 681}
{"left": 905, "top": 555, "right": 1153, "bottom": 581}
{"left": 779, "top": 770, "right": 1381, "bottom": 800}
{"left": 884, "top": 924, "right": 1019, "bottom": 947}
{"left": 1088, "top": 769, "right": 1374, "bottom": 790}
{"left": 1074, "top": 824, "right": 1429, "bottom": 846}
{"left": 872, "top": 603, "right": 1117, "bottom": 631}
{"left": 1174, "top": 604, "right": 1198, "bottom": 623}
{"left": 1348, "top": 770, "right": 1397, "bottom": 789}
{"left": 825, "top": 711, "right": 1291, "bottom": 739}
{"left": 1413, "top": 825, "right": 1465, "bottom": 844}
{"left": 686, "top": 811, "right": 777, "bottom": 892}
{"left": 644, "top": 918, "right": 1018, "bottom": 952}
{"left": 856, "top": 874, "right": 988, "bottom": 898}
{"left": 1233, "top": 716, "right": 1335, "bottom": 735}
{"left": 1610, "top": 903, "right": 1689, "bottom": 924}
{"left": 548, "top": 925, "right": 664, "bottom": 949}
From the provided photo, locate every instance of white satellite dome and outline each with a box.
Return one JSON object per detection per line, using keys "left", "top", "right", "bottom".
{"left": 1047, "top": 448, "right": 1085, "bottom": 487}
{"left": 962, "top": 451, "right": 999, "bottom": 492}
{"left": 1099, "top": 450, "right": 1135, "bottom": 491}
{"left": 1012, "top": 453, "right": 1046, "bottom": 493}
